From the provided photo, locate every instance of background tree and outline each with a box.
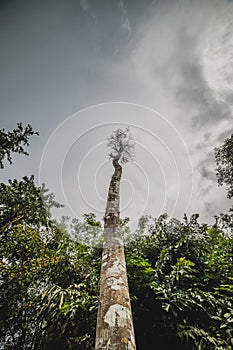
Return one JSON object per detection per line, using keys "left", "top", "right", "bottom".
{"left": 0, "top": 123, "right": 62, "bottom": 235}
{"left": 215, "top": 133, "right": 233, "bottom": 230}
{"left": 0, "top": 123, "right": 38, "bottom": 168}
{"left": 0, "top": 176, "right": 63, "bottom": 234}
{"left": 215, "top": 133, "right": 233, "bottom": 199}
{"left": 2, "top": 213, "right": 232, "bottom": 350}
{"left": 0, "top": 221, "right": 101, "bottom": 350}
{"left": 126, "top": 214, "right": 233, "bottom": 350}
{"left": 58, "top": 213, "right": 103, "bottom": 247}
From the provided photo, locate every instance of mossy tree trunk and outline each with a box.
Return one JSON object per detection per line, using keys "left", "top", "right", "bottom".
{"left": 95, "top": 159, "right": 137, "bottom": 350}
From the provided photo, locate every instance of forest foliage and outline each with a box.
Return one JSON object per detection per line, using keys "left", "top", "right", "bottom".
{"left": 0, "top": 125, "right": 232, "bottom": 350}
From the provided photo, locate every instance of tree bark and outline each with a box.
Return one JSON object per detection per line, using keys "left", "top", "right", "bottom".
{"left": 95, "top": 159, "right": 137, "bottom": 350}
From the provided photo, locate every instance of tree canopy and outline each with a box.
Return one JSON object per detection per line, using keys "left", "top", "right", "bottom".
{"left": 0, "top": 125, "right": 232, "bottom": 350}
{"left": 1, "top": 212, "right": 232, "bottom": 350}
{"left": 0, "top": 176, "right": 63, "bottom": 235}
{"left": 215, "top": 133, "right": 233, "bottom": 199}
{"left": 107, "top": 127, "right": 135, "bottom": 164}
{"left": 215, "top": 133, "right": 233, "bottom": 230}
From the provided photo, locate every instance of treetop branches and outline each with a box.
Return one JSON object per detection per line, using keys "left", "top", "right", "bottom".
{"left": 107, "top": 127, "right": 135, "bottom": 164}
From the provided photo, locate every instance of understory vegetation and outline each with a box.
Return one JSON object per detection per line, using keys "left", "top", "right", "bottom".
{"left": 0, "top": 125, "right": 232, "bottom": 349}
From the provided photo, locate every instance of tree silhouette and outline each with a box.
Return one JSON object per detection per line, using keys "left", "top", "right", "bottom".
{"left": 107, "top": 127, "right": 135, "bottom": 164}
{"left": 215, "top": 133, "right": 233, "bottom": 199}
{"left": 0, "top": 123, "right": 38, "bottom": 168}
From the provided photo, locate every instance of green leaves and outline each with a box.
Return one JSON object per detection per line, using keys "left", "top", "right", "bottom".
{"left": 0, "top": 176, "right": 62, "bottom": 233}
{"left": 127, "top": 214, "right": 233, "bottom": 350}
{"left": 0, "top": 123, "right": 38, "bottom": 168}
{"left": 215, "top": 133, "right": 233, "bottom": 199}
{"left": 0, "top": 124, "right": 232, "bottom": 349}
{"left": 1, "top": 211, "right": 232, "bottom": 350}
{"left": 57, "top": 213, "right": 103, "bottom": 247}
{"left": 216, "top": 277, "right": 233, "bottom": 295}
{"left": 0, "top": 222, "right": 101, "bottom": 350}
{"left": 41, "top": 283, "right": 97, "bottom": 319}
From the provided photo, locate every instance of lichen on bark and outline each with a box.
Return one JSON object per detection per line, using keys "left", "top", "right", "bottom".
{"left": 95, "top": 158, "right": 137, "bottom": 350}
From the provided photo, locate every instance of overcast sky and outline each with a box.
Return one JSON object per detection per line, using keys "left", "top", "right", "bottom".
{"left": 0, "top": 0, "right": 233, "bottom": 228}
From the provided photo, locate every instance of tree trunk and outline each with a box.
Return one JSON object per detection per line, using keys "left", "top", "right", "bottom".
{"left": 95, "top": 159, "right": 137, "bottom": 350}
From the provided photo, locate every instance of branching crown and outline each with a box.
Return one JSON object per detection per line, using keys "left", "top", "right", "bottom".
{"left": 107, "top": 127, "right": 135, "bottom": 164}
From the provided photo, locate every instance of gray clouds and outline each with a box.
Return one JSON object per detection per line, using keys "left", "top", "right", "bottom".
{"left": 0, "top": 0, "right": 232, "bottom": 226}
{"left": 132, "top": 0, "right": 232, "bottom": 128}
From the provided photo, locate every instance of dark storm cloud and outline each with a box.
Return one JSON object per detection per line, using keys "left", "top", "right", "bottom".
{"left": 200, "top": 164, "right": 216, "bottom": 182}
{"left": 179, "top": 64, "right": 230, "bottom": 129}
{"left": 132, "top": 0, "right": 232, "bottom": 133}
{"left": 0, "top": 0, "right": 132, "bottom": 71}
{"left": 166, "top": 30, "right": 231, "bottom": 129}
{"left": 0, "top": 0, "right": 135, "bottom": 129}
{"left": 80, "top": 0, "right": 89, "bottom": 12}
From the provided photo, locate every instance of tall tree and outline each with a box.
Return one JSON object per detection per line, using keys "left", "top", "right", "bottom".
{"left": 95, "top": 128, "right": 137, "bottom": 350}
{"left": 0, "top": 123, "right": 62, "bottom": 235}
